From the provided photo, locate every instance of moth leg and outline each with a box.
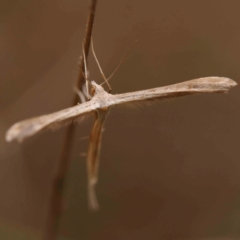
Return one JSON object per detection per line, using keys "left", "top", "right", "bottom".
{"left": 86, "top": 108, "right": 109, "bottom": 210}
{"left": 73, "top": 84, "right": 87, "bottom": 103}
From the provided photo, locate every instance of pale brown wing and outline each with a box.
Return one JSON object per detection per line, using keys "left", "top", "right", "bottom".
{"left": 112, "top": 77, "right": 237, "bottom": 105}
{"left": 6, "top": 101, "right": 97, "bottom": 142}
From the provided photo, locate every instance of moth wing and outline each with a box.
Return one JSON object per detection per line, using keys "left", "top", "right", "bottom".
{"left": 112, "top": 77, "right": 237, "bottom": 105}
{"left": 6, "top": 101, "right": 96, "bottom": 142}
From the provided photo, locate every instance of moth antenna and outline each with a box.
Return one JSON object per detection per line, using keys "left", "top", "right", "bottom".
{"left": 100, "top": 39, "right": 137, "bottom": 90}
{"left": 105, "top": 40, "right": 136, "bottom": 82}
{"left": 91, "top": 37, "right": 112, "bottom": 92}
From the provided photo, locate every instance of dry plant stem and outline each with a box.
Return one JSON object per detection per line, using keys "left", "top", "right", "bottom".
{"left": 87, "top": 108, "right": 109, "bottom": 210}
{"left": 44, "top": 123, "right": 75, "bottom": 240}
{"left": 43, "top": 0, "right": 97, "bottom": 239}
{"left": 76, "top": 0, "right": 97, "bottom": 93}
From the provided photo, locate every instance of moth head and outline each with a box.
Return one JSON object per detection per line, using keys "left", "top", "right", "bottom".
{"left": 90, "top": 81, "right": 106, "bottom": 95}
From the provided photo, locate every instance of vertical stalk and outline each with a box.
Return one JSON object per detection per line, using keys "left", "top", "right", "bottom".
{"left": 44, "top": 1, "right": 97, "bottom": 239}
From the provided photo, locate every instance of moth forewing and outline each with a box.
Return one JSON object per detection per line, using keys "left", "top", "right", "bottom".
{"left": 112, "top": 77, "right": 237, "bottom": 106}
{"left": 5, "top": 100, "right": 97, "bottom": 142}
{"left": 6, "top": 77, "right": 236, "bottom": 143}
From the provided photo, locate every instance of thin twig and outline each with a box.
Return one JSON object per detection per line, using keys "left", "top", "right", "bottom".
{"left": 76, "top": 0, "right": 97, "bottom": 96}
{"left": 43, "top": 1, "right": 97, "bottom": 239}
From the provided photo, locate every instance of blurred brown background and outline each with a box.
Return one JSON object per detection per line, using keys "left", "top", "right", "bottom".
{"left": 1, "top": 0, "right": 240, "bottom": 239}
